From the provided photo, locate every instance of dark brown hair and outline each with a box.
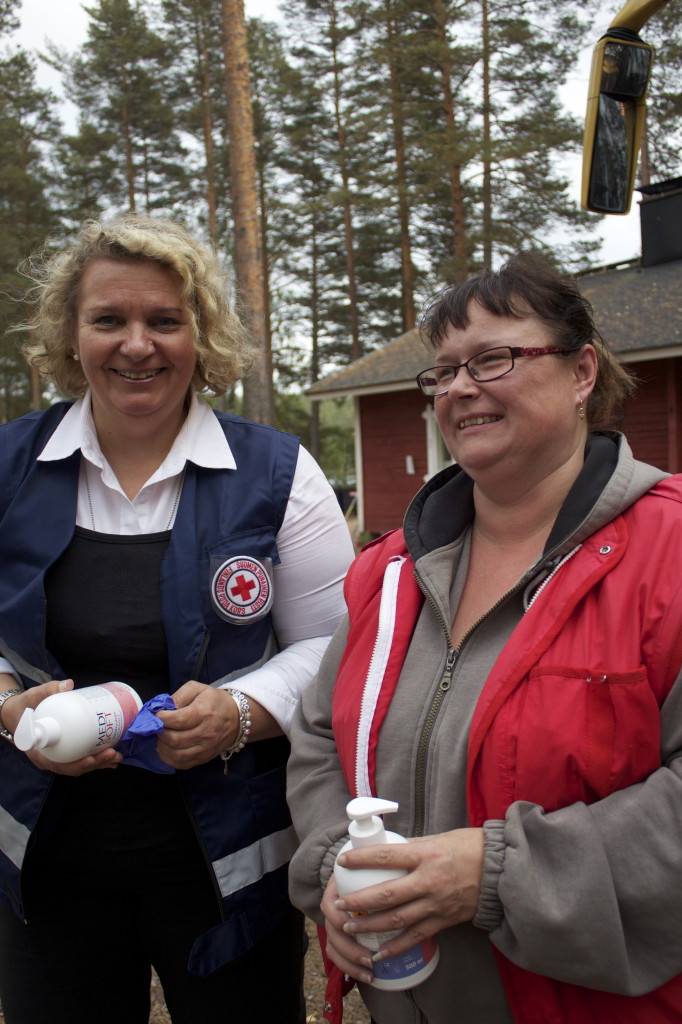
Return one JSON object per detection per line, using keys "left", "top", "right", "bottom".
{"left": 420, "top": 254, "right": 637, "bottom": 428}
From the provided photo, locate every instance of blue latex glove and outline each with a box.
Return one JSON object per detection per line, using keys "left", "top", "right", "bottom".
{"left": 118, "top": 693, "right": 176, "bottom": 773}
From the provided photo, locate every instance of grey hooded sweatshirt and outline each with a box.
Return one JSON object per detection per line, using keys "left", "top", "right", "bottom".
{"left": 287, "top": 434, "right": 682, "bottom": 1024}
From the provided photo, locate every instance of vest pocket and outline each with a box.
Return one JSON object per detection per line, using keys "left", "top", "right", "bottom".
{"left": 514, "top": 665, "right": 660, "bottom": 807}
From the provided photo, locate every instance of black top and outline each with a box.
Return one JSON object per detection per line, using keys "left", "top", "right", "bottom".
{"left": 45, "top": 527, "right": 171, "bottom": 703}
{"left": 42, "top": 527, "right": 191, "bottom": 836}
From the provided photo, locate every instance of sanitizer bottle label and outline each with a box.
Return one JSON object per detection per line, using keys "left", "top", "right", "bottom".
{"left": 372, "top": 936, "right": 439, "bottom": 985}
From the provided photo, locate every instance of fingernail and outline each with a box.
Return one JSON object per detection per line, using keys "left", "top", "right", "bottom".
{"left": 359, "top": 956, "right": 373, "bottom": 968}
{"left": 334, "top": 899, "right": 346, "bottom": 911}
{"left": 371, "top": 949, "right": 389, "bottom": 962}
{"left": 360, "top": 972, "right": 374, "bottom": 985}
{"left": 342, "top": 921, "right": 356, "bottom": 934}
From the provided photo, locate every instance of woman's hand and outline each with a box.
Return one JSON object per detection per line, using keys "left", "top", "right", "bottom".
{"left": 0, "top": 677, "right": 122, "bottom": 776}
{"left": 329, "top": 828, "right": 484, "bottom": 970}
{"left": 321, "top": 875, "right": 377, "bottom": 984}
{"left": 155, "top": 681, "right": 239, "bottom": 769}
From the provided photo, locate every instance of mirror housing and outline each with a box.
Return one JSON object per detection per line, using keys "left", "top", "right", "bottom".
{"left": 581, "top": 31, "right": 653, "bottom": 214}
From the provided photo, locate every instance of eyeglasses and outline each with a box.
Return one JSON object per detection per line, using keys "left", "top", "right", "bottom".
{"left": 416, "top": 345, "right": 583, "bottom": 396}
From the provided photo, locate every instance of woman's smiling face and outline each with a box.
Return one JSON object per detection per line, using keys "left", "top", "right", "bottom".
{"left": 75, "top": 258, "right": 197, "bottom": 433}
{"left": 433, "top": 299, "right": 596, "bottom": 488}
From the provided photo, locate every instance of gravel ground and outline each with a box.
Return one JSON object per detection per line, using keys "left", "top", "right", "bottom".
{"left": 0, "top": 919, "right": 370, "bottom": 1024}
{"left": 300, "top": 919, "right": 371, "bottom": 1024}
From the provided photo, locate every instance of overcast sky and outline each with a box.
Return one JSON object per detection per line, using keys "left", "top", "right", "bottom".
{"left": 15, "top": 0, "right": 643, "bottom": 266}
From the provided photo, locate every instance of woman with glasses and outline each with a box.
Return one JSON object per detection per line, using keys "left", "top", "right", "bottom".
{"left": 287, "top": 254, "right": 682, "bottom": 1024}
{"left": 0, "top": 214, "right": 355, "bottom": 1024}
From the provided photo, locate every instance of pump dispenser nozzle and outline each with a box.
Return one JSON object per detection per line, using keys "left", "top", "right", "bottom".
{"left": 14, "top": 710, "right": 61, "bottom": 752}
{"left": 346, "top": 797, "right": 398, "bottom": 848}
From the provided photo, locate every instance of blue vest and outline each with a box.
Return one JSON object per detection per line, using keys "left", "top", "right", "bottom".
{"left": 0, "top": 401, "right": 300, "bottom": 973}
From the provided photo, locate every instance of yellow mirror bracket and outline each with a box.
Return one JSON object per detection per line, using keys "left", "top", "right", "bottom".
{"left": 608, "top": 0, "right": 668, "bottom": 33}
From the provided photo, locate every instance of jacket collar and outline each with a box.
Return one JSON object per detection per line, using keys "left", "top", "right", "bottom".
{"left": 403, "top": 431, "right": 667, "bottom": 567}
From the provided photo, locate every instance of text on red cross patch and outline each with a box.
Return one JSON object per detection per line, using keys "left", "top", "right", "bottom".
{"left": 211, "top": 556, "right": 274, "bottom": 624}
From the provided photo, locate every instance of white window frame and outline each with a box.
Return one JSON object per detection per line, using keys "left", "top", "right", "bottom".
{"left": 422, "top": 402, "right": 455, "bottom": 480}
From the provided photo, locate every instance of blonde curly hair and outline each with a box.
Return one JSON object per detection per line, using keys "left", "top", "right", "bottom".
{"left": 22, "top": 214, "right": 256, "bottom": 397}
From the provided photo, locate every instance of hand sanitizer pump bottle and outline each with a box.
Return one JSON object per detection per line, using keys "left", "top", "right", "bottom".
{"left": 13, "top": 682, "right": 141, "bottom": 763}
{"left": 333, "top": 796, "right": 439, "bottom": 991}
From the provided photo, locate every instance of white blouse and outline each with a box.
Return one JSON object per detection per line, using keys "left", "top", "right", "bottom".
{"left": 0, "top": 393, "right": 354, "bottom": 733}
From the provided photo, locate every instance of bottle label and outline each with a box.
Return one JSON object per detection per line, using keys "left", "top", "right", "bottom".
{"left": 371, "top": 936, "right": 438, "bottom": 984}
{"left": 81, "top": 683, "right": 141, "bottom": 750}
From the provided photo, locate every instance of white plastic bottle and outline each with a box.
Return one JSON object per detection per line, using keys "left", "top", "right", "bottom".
{"left": 334, "top": 796, "right": 439, "bottom": 991}
{"left": 13, "top": 682, "right": 142, "bottom": 763}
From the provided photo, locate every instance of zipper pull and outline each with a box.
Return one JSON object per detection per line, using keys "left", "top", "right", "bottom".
{"left": 440, "top": 648, "right": 457, "bottom": 691}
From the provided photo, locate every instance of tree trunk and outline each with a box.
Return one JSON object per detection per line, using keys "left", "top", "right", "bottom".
{"left": 119, "top": 67, "right": 137, "bottom": 212}
{"left": 328, "top": 2, "right": 361, "bottom": 362}
{"left": 191, "top": 0, "right": 219, "bottom": 244}
{"left": 221, "top": 0, "right": 274, "bottom": 424}
{"left": 31, "top": 366, "right": 41, "bottom": 412}
{"left": 385, "top": 0, "right": 416, "bottom": 331}
{"left": 258, "top": 161, "right": 273, "bottom": 368}
{"left": 309, "top": 213, "right": 322, "bottom": 461}
{"left": 639, "top": 114, "right": 651, "bottom": 188}
{"left": 434, "top": 0, "right": 467, "bottom": 282}
{"left": 481, "top": 0, "right": 492, "bottom": 270}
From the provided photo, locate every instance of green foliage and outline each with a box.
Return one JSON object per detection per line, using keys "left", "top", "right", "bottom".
{"left": 393, "top": 0, "right": 603, "bottom": 276}
{"left": 278, "top": 0, "right": 406, "bottom": 360}
{"left": 49, "top": 0, "right": 191, "bottom": 221}
{"left": 156, "top": 0, "right": 233, "bottom": 246}
{"left": 275, "top": 391, "right": 355, "bottom": 485}
{"left": 0, "top": 47, "right": 62, "bottom": 421}
{"left": 0, "top": 0, "right": 18, "bottom": 35}
{"left": 641, "top": 1, "right": 682, "bottom": 179}
{"left": 2, "top": 0, "right": 679, "bottom": 430}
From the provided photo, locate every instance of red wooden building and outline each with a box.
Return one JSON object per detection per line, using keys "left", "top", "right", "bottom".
{"left": 308, "top": 179, "right": 682, "bottom": 537}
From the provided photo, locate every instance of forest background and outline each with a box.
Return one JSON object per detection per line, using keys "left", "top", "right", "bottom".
{"left": 0, "top": 0, "right": 680, "bottom": 487}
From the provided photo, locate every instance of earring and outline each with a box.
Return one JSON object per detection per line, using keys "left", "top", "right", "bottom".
{"left": 578, "top": 401, "right": 585, "bottom": 420}
{"left": 72, "top": 352, "right": 80, "bottom": 362}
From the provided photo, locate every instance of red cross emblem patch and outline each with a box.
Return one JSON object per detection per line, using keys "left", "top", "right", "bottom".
{"left": 211, "top": 556, "right": 274, "bottom": 623}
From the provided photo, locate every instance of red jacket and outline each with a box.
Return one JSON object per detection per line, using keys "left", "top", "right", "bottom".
{"left": 329, "top": 478, "right": 682, "bottom": 1023}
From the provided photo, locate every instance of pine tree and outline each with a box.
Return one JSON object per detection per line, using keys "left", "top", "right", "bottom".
{"left": 374, "top": 0, "right": 418, "bottom": 328}
{"left": 50, "top": 0, "right": 190, "bottom": 220}
{"left": 469, "top": 0, "right": 601, "bottom": 271}
{"left": 639, "top": 2, "right": 682, "bottom": 182}
{"left": 272, "top": 54, "right": 344, "bottom": 454}
{"left": 157, "top": 0, "right": 231, "bottom": 245}
{"left": 0, "top": 48, "right": 62, "bottom": 419}
{"left": 248, "top": 17, "right": 288, "bottom": 372}
{"left": 386, "top": 0, "right": 602, "bottom": 278}
{"left": 281, "top": 0, "right": 373, "bottom": 362}
{"left": 362, "top": 0, "right": 478, "bottom": 287}
{"left": 0, "top": 0, "right": 19, "bottom": 35}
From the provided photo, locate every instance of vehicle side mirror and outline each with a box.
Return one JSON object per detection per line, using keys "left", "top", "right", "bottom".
{"left": 581, "top": 33, "right": 654, "bottom": 214}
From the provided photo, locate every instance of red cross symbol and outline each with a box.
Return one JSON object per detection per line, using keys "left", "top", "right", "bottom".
{"left": 230, "top": 574, "right": 257, "bottom": 602}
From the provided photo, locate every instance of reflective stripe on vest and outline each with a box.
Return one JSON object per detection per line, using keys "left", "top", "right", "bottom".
{"left": 0, "top": 804, "right": 30, "bottom": 870}
{"left": 0, "top": 640, "right": 51, "bottom": 686}
{"left": 212, "top": 824, "right": 297, "bottom": 899}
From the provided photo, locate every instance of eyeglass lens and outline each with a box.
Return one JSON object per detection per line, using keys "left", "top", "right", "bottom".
{"left": 419, "top": 347, "right": 514, "bottom": 393}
